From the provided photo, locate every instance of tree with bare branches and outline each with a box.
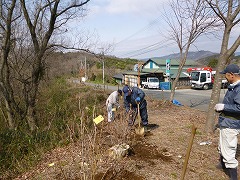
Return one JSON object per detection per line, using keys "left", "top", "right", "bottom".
{"left": 205, "top": 0, "right": 240, "bottom": 133}
{"left": 0, "top": 0, "right": 90, "bottom": 131}
{"left": 164, "top": 0, "right": 219, "bottom": 102}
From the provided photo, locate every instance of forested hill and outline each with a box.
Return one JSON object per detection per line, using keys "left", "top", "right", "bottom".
{"left": 145, "top": 50, "right": 240, "bottom": 67}
{"left": 146, "top": 50, "right": 217, "bottom": 61}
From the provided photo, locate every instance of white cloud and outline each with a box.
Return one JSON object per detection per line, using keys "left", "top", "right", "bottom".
{"left": 90, "top": 0, "right": 168, "bottom": 15}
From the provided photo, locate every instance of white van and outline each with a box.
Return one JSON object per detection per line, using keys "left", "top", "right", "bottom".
{"left": 142, "top": 77, "right": 159, "bottom": 89}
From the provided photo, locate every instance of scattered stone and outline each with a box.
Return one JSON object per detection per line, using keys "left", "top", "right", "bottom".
{"left": 108, "top": 143, "right": 130, "bottom": 159}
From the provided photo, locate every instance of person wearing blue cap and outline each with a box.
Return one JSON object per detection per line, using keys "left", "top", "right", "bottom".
{"left": 214, "top": 64, "right": 240, "bottom": 180}
{"left": 106, "top": 90, "right": 122, "bottom": 122}
{"left": 122, "top": 84, "right": 148, "bottom": 126}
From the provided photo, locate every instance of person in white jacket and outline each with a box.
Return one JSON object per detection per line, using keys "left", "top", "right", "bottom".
{"left": 106, "top": 90, "right": 122, "bottom": 122}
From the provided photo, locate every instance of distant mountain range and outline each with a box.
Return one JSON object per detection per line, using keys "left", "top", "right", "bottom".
{"left": 146, "top": 50, "right": 240, "bottom": 61}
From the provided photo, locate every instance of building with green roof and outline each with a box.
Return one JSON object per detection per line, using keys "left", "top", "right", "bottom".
{"left": 120, "top": 58, "right": 200, "bottom": 88}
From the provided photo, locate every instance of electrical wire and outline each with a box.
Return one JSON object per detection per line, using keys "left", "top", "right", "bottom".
{"left": 118, "top": 40, "right": 176, "bottom": 58}
{"left": 118, "top": 39, "right": 167, "bottom": 57}
{"left": 110, "top": 12, "right": 177, "bottom": 59}
{"left": 114, "top": 15, "right": 163, "bottom": 46}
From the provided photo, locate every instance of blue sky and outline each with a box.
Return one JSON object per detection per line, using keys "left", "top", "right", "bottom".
{"left": 73, "top": 0, "right": 239, "bottom": 59}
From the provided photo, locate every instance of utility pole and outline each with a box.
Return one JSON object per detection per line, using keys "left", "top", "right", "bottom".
{"left": 98, "top": 48, "right": 105, "bottom": 92}
{"left": 103, "top": 57, "right": 105, "bottom": 92}
{"left": 87, "top": 64, "right": 89, "bottom": 77}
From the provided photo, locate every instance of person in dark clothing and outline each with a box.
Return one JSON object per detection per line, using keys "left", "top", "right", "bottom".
{"left": 214, "top": 64, "right": 240, "bottom": 180}
{"left": 122, "top": 84, "right": 148, "bottom": 126}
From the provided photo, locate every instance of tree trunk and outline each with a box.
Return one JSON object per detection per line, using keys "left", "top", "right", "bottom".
{"left": 170, "top": 62, "right": 185, "bottom": 101}
{"left": 27, "top": 105, "right": 36, "bottom": 131}
{"left": 205, "top": 27, "right": 231, "bottom": 133}
{"left": 205, "top": 55, "right": 226, "bottom": 133}
{"left": 4, "top": 99, "right": 14, "bottom": 129}
{"left": 170, "top": 80, "right": 177, "bottom": 102}
{"left": 25, "top": 57, "right": 43, "bottom": 131}
{"left": 205, "top": 0, "right": 240, "bottom": 134}
{"left": 170, "top": 50, "right": 189, "bottom": 102}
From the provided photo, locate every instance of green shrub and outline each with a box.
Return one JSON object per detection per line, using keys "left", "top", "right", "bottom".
{"left": 0, "top": 77, "right": 107, "bottom": 178}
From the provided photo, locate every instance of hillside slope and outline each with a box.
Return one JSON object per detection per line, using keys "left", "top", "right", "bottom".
{"left": 15, "top": 91, "right": 233, "bottom": 180}
{"left": 46, "top": 51, "right": 138, "bottom": 81}
{"left": 147, "top": 50, "right": 217, "bottom": 61}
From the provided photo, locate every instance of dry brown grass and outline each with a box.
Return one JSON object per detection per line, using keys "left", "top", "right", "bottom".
{"left": 15, "top": 96, "right": 237, "bottom": 180}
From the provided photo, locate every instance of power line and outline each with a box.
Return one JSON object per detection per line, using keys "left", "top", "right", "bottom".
{"left": 120, "top": 41, "right": 164, "bottom": 58}
{"left": 122, "top": 41, "right": 176, "bottom": 58}
{"left": 119, "top": 39, "right": 167, "bottom": 57}
{"left": 114, "top": 15, "right": 163, "bottom": 45}
{"left": 117, "top": 38, "right": 176, "bottom": 58}
{"left": 112, "top": 13, "right": 176, "bottom": 59}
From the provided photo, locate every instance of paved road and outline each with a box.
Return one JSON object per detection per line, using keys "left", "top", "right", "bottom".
{"left": 79, "top": 81, "right": 227, "bottom": 112}
{"left": 143, "top": 88, "right": 227, "bottom": 112}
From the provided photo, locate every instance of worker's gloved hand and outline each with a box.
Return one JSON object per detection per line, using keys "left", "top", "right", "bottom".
{"left": 135, "top": 97, "right": 141, "bottom": 102}
{"left": 214, "top": 103, "right": 225, "bottom": 112}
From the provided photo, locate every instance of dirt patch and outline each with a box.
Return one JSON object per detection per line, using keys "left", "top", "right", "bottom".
{"left": 14, "top": 98, "right": 234, "bottom": 180}
{"left": 129, "top": 140, "right": 172, "bottom": 162}
{"left": 94, "top": 168, "right": 145, "bottom": 180}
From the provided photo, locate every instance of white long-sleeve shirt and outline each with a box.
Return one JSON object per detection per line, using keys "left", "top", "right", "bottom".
{"left": 106, "top": 91, "right": 119, "bottom": 107}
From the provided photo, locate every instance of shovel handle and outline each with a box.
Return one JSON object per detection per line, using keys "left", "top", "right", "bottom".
{"left": 137, "top": 102, "right": 141, "bottom": 128}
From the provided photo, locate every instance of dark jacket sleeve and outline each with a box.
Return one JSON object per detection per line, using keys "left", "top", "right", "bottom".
{"left": 137, "top": 88, "right": 145, "bottom": 100}
{"left": 223, "top": 85, "right": 240, "bottom": 113}
{"left": 131, "top": 87, "right": 145, "bottom": 101}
